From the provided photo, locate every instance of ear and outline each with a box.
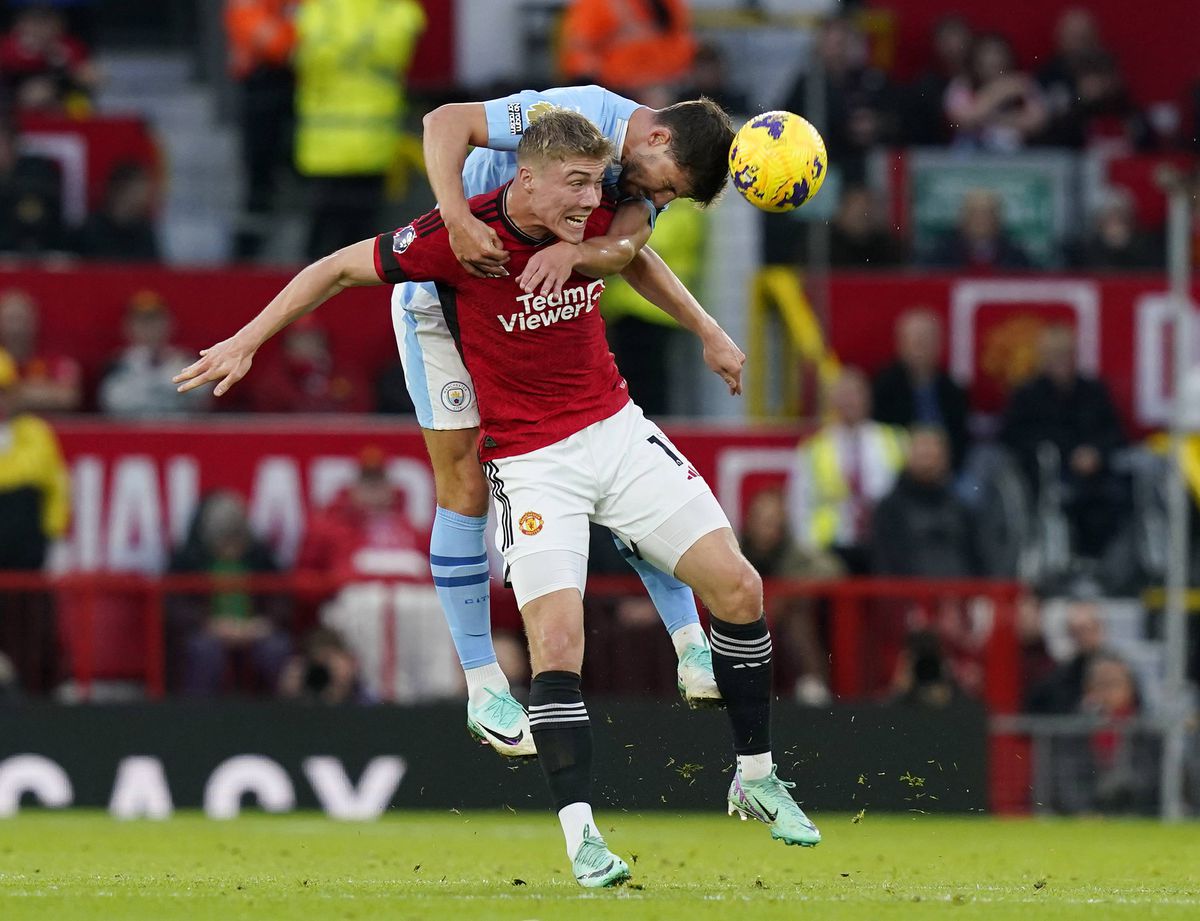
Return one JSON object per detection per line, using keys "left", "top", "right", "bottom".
{"left": 648, "top": 127, "right": 672, "bottom": 148}
{"left": 517, "top": 164, "right": 535, "bottom": 191}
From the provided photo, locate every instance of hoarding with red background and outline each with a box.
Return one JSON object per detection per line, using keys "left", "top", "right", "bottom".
{"left": 4, "top": 264, "right": 1191, "bottom": 571}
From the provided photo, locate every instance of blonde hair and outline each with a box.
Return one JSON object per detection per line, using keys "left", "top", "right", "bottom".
{"left": 516, "top": 109, "right": 614, "bottom": 167}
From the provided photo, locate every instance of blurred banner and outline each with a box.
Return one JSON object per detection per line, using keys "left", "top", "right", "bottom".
{"left": 826, "top": 274, "right": 1198, "bottom": 432}
{"left": 51, "top": 420, "right": 802, "bottom": 571}
{"left": 0, "top": 700, "right": 987, "bottom": 817}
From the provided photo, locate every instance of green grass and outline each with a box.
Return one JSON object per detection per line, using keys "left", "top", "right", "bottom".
{"left": 0, "top": 811, "right": 1197, "bottom": 920}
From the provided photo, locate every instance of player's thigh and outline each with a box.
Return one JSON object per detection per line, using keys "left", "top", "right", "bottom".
{"left": 515, "top": 576, "right": 587, "bottom": 675}
{"left": 593, "top": 403, "right": 729, "bottom": 574}
{"left": 484, "top": 441, "right": 596, "bottom": 596}
{"left": 391, "top": 282, "right": 480, "bottom": 431}
{"left": 672, "top": 525, "right": 763, "bottom": 623}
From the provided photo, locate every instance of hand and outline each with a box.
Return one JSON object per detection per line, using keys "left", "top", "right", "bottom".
{"left": 173, "top": 335, "right": 257, "bottom": 397}
{"left": 447, "top": 213, "right": 510, "bottom": 278}
{"left": 702, "top": 325, "right": 746, "bottom": 396}
{"left": 516, "top": 241, "right": 581, "bottom": 297}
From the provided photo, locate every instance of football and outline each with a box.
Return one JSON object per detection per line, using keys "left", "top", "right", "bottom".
{"left": 728, "top": 111, "right": 828, "bottom": 213}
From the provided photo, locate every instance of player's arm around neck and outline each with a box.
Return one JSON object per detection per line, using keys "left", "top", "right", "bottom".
{"left": 517, "top": 200, "right": 652, "bottom": 296}
{"left": 422, "top": 102, "right": 509, "bottom": 277}
{"left": 173, "top": 239, "right": 379, "bottom": 398}
{"left": 620, "top": 245, "right": 746, "bottom": 396}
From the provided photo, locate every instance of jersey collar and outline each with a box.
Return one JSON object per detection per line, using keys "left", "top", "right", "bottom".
{"left": 499, "top": 181, "right": 555, "bottom": 246}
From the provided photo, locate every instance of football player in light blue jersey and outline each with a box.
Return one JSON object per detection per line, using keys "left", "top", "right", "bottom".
{"left": 398, "top": 87, "right": 741, "bottom": 758}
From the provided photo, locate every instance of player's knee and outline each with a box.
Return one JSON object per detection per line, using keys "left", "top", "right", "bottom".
{"left": 433, "top": 459, "right": 490, "bottom": 517}
{"left": 714, "top": 562, "right": 763, "bottom": 624}
{"left": 530, "top": 630, "right": 583, "bottom": 673}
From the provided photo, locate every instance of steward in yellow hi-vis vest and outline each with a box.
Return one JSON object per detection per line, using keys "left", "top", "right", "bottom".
{"left": 293, "top": 0, "right": 426, "bottom": 177}
{"left": 787, "top": 421, "right": 906, "bottom": 552}
{"left": 0, "top": 349, "right": 70, "bottom": 570}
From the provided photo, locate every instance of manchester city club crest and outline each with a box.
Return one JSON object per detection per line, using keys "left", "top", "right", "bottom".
{"left": 441, "top": 381, "right": 471, "bottom": 411}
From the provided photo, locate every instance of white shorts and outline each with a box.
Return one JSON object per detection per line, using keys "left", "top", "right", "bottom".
{"left": 392, "top": 281, "right": 480, "bottom": 430}
{"left": 483, "top": 401, "right": 731, "bottom": 607}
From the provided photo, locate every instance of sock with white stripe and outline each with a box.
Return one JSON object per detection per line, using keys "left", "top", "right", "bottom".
{"left": 708, "top": 614, "right": 773, "bottom": 756}
{"left": 529, "top": 671, "right": 592, "bottom": 812}
{"left": 430, "top": 507, "right": 496, "bottom": 671}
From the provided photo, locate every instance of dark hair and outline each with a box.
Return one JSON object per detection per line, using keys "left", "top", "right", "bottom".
{"left": 655, "top": 97, "right": 734, "bottom": 206}
{"left": 517, "top": 109, "right": 614, "bottom": 166}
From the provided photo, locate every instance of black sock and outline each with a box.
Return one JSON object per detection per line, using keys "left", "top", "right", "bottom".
{"left": 709, "top": 614, "right": 773, "bottom": 755}
{"left": 528, "top": 670, "right": 592, "bottom": 811}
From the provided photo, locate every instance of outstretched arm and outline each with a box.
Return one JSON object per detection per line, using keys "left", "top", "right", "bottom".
{"left": 422, "top": 102, "right": 510, "bottom": 278}
{"left": 173, "top": 239, "right": 380, "bottom": 397}
{"left": 619, "top": 246, "right": 746, "bottom": 396}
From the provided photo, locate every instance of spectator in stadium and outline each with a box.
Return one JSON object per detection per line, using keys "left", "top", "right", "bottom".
{"left": 0, "top": 3, "right": 98, "bottom": 114}
{"left": 786, "top": 367, "right": 906, "bottom": 574}
{"left": 73, "top": 162, "right": 161, "bottom": 262}
{"left": 1000, "top": 324, "right": 1126, "bottom": 559}
{"left": 293, "top": 0, "right": 425, "bottom": 260}
{"left": 783, "top": 16, "right": 897, "bottom": 182}
{"left": 902, "top": 14, "right": 973, "bottom": 145}
{"left": 98, "top": 291, "right": 210, "bottom": 417}
{"left": 297, "top": 447, "right": 424, "bottom": 582}
{"left": 0, "top": 288, "right": 81, "bottom": 413}
{"left": 739, "top": 487, "right": 842, "bottom": 706}
{"left": 1068, "top": 189, "right": 1161, "bottom": 270}
{"left": 1043, "top": 52, "right": 1150, "bottom": 152}
{"left": 0, "top": 346, "right": 69, "bottom": 568}
{"left": 167, "top": 490, "right": 291, "bottom": 696}
{"left": 277, "top": 626, "right": 371, "bottom": 705}
{"left": 1037, "top": 8, "right": 1108, "bottom": 117}
{"left": 871, "top": 427, "right": 981, "bottom": 578}
{"left": 0, "top": 120, "right": 67, "bottom": 255}
{"left": 242, "top": 315, "right": 370, "bottom": 413}
{"left": 1024, "top": 599, "right": 1108, "bottom": 714}
{"left": 828, "top": 184, "right": 902, "bottom": 269}
{"left": 889, "top": 629, "right": 963, "bottom": 709}
{"left": 943, "top": 33, "right": 1047, "bottom": 152}
{"left": 871, "top": 309, "right": 969, "bottom": 470}
{"left": 0, "top": 347, "right": 69, "bottom": 693}
{"left": 923, "top": 188, "right": 1032, "bottom": 270}
{"left": 601, "top": 198, "right": 706, "bottom": 415}
{"left": 676, "top": 41, "right": 748, "bottom": 115}
{"left": 558, "top": 0, "right": 697, "bottom": 105}
{"left": 224, "top": 0, "right": 298, "bottom": 260}
{"left": 1050, "top": 650, "right": 1158, "bottom": 815}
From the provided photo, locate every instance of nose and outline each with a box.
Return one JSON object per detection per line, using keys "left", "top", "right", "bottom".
{"left": 581, "top": 183, "right": 602, "bottom": 209}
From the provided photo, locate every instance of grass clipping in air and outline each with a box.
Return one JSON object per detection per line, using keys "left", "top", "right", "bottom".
{"left": 1, "top": 811, "right": 1197, "bottom": 920}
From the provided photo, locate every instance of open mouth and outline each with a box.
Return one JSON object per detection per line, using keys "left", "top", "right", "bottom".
{"left": 564, "top": 215, "right": 588, "bottom": 228}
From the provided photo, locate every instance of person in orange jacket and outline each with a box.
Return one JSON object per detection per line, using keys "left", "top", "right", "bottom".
{"left": 224, "top": 0, "right": 298, "bottom": 258}
{"left": 558, "top": 0, "right": 697, "bottom": 103}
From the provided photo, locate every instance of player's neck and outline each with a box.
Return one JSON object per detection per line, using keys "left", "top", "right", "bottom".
{"left": 502, "top": 183, "right": 553, "bottom": 242}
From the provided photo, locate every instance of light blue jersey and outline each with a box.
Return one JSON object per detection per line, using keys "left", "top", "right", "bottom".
{"left": 462, "top": 85, "right": 639, "bottom": 197}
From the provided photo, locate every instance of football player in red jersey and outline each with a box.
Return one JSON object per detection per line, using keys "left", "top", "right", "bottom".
{"left": 176, "top": 110, "right": 819, "bottom": 888}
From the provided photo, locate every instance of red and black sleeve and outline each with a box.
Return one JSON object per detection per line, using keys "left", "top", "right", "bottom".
{"left": 373, "top": 208, "right": 453, "bottom": 284}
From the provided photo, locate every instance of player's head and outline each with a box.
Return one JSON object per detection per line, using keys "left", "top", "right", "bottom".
{"left": 515, "top": 110, "right": 614, "bottom": 244}
{"left": 620, "top": 98, "right": 734, "bottom": 209}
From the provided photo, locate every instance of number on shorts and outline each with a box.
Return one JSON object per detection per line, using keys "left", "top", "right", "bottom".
{"left": 647, "top": 434, "right": 683, "bottom": 466}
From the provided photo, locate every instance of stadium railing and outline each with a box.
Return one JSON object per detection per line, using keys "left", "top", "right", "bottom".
{"left": 1, "top": 570, "right": 1029, "bottom": 807}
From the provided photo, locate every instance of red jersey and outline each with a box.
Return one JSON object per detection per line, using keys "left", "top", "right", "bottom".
{"left": 374, "top": 184, "right": 630, "bottom": 461}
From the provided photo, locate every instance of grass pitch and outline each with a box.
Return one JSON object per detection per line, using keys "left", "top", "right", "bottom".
{"left": 0, "top": 811, "right": 1196, "bottom": 920}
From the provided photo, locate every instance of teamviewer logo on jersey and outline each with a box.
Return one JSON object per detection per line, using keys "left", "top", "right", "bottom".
{"left": 498, "top": 279, "right": 605, "bottom": 333}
